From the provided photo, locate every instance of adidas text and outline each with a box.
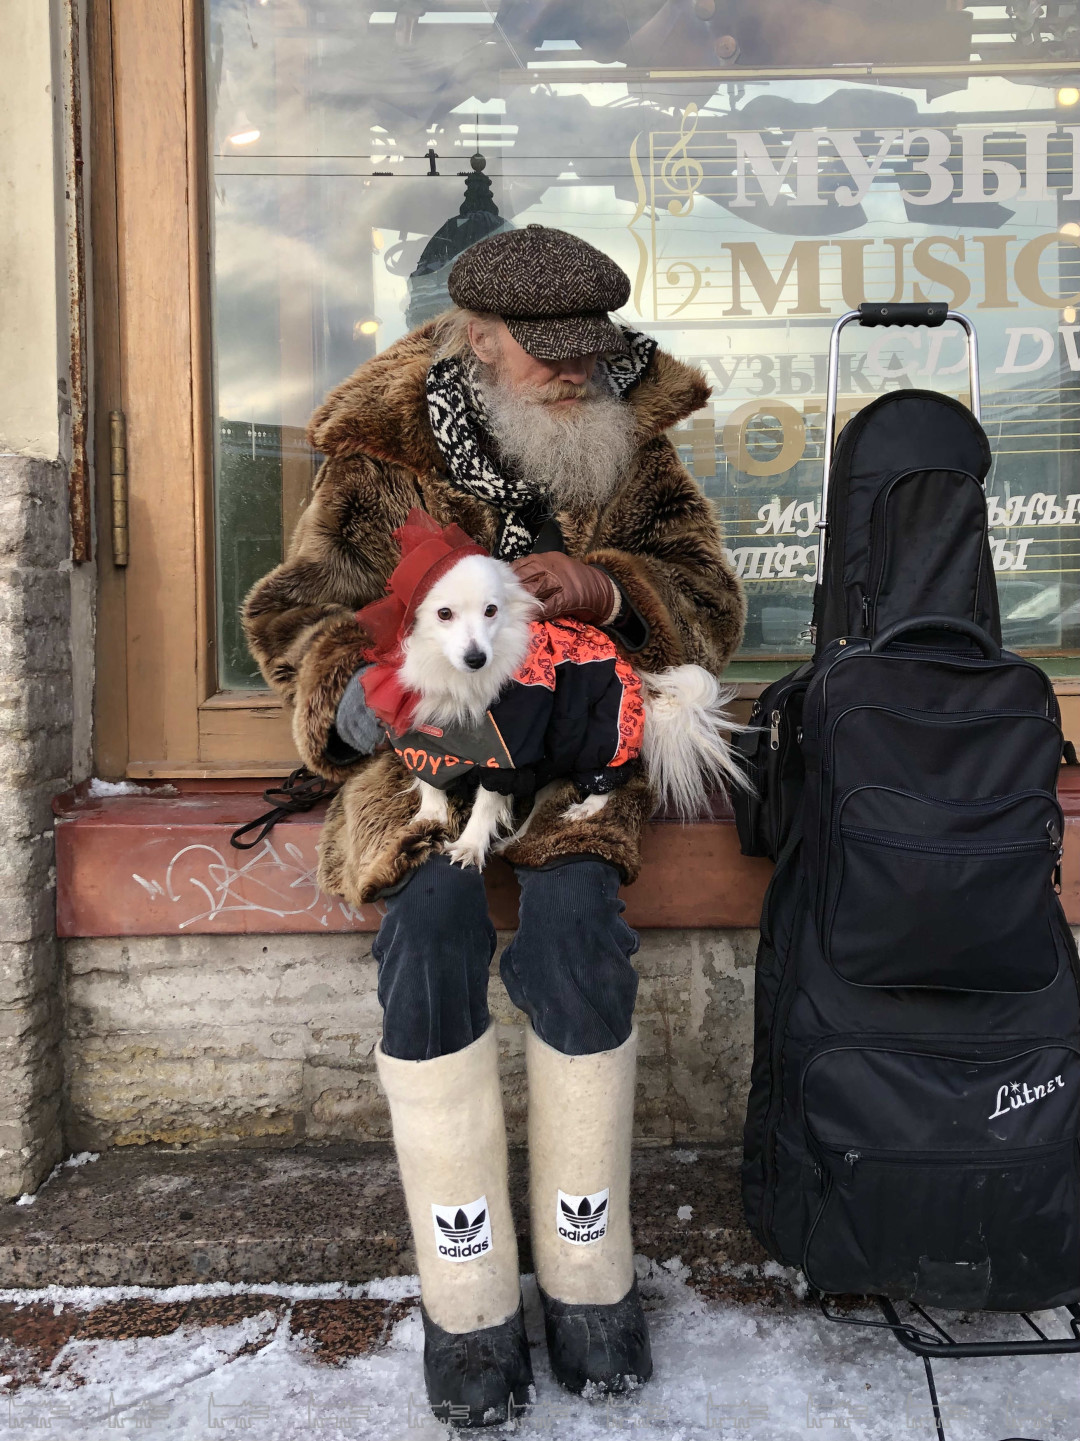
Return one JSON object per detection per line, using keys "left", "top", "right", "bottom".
{"left": 431, "top": 1196, "right": 493, "bottom": 1264}
{"left": 989, "top": 1074, "right": 1065, "bottom": 1121}
{"left": 556, "top": 1187, "right": 609, "bottom": 1246}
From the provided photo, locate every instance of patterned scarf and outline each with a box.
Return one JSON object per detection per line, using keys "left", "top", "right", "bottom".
{"left": 425, "top": 326, "right": 658, "bottom": 559}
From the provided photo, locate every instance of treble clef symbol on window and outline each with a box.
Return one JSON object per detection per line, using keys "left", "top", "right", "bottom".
{"left": 661, "top": 104, "right": 704, "bottom": 217}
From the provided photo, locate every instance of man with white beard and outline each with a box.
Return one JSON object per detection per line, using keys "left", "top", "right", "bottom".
{"left": 461, "top": 320, "right": 638, "bottom": 514}
{"left": 242, "top": 225, "right": 744, "bottom": 1428}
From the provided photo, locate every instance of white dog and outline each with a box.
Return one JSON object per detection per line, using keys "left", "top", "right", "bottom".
{"left": 400, "top": 552, "right": 748, "bottom": 869}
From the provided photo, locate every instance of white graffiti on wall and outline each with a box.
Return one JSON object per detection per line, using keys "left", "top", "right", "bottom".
{"left": 131, "top": 839, "right": 375, "bottom": 931}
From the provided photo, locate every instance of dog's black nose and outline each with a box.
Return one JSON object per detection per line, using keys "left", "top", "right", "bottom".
{"left": 463, "top": 646, "right": 487, "bottom": 671}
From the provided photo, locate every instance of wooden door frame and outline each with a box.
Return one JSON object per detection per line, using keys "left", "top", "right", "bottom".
{"left": 90, "top": 0, "right": 296, "bottom": 778}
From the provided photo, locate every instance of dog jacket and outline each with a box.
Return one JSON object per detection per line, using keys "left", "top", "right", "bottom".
{"left": 355, "top": 510, "right": 645, "bottom": 798}
{"left": 386, "top": 616, "right": 644, "bottom": 796}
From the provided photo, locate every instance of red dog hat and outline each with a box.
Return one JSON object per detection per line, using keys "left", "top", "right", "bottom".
{"left": 355, "top": 509, "right": 489, "bottom": 730}
{"left": 356, "top": 509, "right": 487, "bottom": 663}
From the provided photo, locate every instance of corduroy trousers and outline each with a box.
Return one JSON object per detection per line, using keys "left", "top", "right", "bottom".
{"left": 371, "top": 853, "right": 640, "bottom": 1060}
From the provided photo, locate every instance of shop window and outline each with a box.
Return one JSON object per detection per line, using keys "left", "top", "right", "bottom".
{"left": 93, "top": 0, "right": 1080, "bottom": 774}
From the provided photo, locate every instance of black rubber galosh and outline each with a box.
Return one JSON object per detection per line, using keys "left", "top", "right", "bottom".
{"left": 539, "top": 1274, "right": 653, "bottom": 1395}
{"left": 421, "top": 1292, "right": 535, "bottom": 1428}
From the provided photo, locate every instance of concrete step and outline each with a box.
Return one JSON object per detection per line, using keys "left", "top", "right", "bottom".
{"left": 0, "top": 1143, "right": 768, "bottom": 1294}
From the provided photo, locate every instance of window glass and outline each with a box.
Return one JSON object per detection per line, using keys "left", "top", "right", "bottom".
{"left": 206, "top": 1, "right": 1080, "bottom": 685}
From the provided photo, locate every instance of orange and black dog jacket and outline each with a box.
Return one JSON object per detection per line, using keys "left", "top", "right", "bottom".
{"left": 388, "top": 618, "right": 644, "bottom": 797}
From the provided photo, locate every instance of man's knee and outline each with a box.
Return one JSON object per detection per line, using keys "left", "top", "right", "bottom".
{"left": 379, "top": 851, "right": 492, "bottom": 951}
{"left": 500, "top": 859, "right": 640, "bottom": 1055}
{"left": 517, "top": 857, "right": 631, "bottom": 937}
{"left": 373, "top": 853, "right": 496, "bottom": 1059}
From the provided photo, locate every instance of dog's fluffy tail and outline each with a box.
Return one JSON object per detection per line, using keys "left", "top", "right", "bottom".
{"left": 640, "top": 664, "right": 751, "bottom": 820}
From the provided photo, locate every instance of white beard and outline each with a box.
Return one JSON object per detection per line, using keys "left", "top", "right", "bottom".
{"left": 477, "top": 372, "right": 637, "bottom": 512}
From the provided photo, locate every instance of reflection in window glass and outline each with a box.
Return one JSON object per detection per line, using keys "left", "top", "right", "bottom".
{"left": 206, "top": 1, "right": 1080, "bottom": 686}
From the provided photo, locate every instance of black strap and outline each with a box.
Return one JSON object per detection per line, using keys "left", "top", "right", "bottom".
{"left": 1064, "top": 740, "right": 1079, "bottom": 766}
{"left": 229, "top": 766, "right": 340, "bottom": 850}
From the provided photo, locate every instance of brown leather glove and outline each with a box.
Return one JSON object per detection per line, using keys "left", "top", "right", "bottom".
{"left": 510, "top": 552, "right": 622, "bottom": 624}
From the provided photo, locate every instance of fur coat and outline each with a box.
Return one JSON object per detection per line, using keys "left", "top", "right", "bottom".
{"left": 241, "top": 322, "right": 746, "bottom": 905}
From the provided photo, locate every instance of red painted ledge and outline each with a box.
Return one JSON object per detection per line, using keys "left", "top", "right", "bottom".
{"left": 53, "top": 774, "right": 1080, "bottom": 939}
{"left": 52, "top": 783, "right": 774, "bottom": 937}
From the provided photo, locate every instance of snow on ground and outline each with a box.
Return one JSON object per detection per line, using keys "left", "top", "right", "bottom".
{"left": 0, "top": 1257, "right": 1077, "bottom": 1439}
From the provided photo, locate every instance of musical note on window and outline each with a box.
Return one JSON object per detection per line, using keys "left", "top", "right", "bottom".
{"left": 660, "top": 104, "right": 704, "bottom": 217}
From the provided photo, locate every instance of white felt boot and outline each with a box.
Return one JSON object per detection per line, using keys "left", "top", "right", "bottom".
{"left": 525, "top": 1023, "right": 652, "bottom": 1393}
{"left": 375, "top": 1022, "right": 521, "bottom": 1330}
{"left": 375, "top": 1024, "right": 532, "bottom": 1425}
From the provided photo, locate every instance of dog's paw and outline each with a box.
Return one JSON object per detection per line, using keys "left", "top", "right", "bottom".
{"left": 560, "top": 793, "right": 610, "bottom": 824}
{"left": 443, "top": 836, "right": 489, "bottom": 871}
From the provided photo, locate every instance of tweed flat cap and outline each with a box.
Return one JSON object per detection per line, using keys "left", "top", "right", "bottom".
{"left": 447, "top": 224, "right": 632, "bottom": 360}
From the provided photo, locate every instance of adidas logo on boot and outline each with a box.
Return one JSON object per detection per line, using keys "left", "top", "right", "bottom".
{"left": 556, "top": 1188, "right": 609, "bottom": 1245}
{"left": 431, "top": 1197, "right": 493, "bottom": 1262}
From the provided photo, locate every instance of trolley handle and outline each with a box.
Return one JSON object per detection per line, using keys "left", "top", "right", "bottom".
{"left": 814, "top": 307, "right": 982, "bottom": 590}
{"left": 857, "top": 301, "right": 948, "bottom": 328}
